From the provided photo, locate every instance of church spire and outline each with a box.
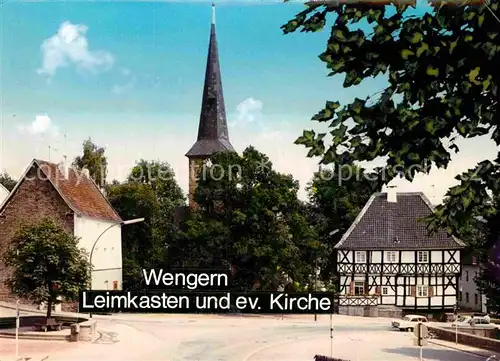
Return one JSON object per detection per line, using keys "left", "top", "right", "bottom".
{"left": 185, "top": 3, "right": 234, "bottom": 158}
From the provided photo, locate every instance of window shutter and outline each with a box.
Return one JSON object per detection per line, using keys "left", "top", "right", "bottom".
{"left": 349, "top": 282, "right": 355, "bottom": 295}
{"left": 411, "top": 286, "right": 416, "bottom": 297}
{"left": 365, "top": 281, "right": 369, "bottom": 294}
{"left": 375, "top": 286, "right": 381, "bottom": 294}
{"left": 428, "top": 286, "right": 434, "bottom": 297}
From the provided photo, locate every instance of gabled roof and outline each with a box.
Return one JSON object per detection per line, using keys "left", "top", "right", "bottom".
{"left": 334, "top": 192, "right": 465, "bottom": 250}
{"left": 0, "top": 159, "right": 122, "bottom": 223}
{"left": 186, "top": 5, "right": 234, "bottom": 158}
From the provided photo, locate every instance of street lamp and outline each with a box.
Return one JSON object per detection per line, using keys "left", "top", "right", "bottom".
{"left": 88, "top": 218, "right": 144, "bottom": 317}
{"left": 314, "top": 228, "right": 340, "bottom": 322}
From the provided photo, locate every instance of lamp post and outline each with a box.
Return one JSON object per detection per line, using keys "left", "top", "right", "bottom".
{"left": 88, "top": 218, "right": 144, "bottom": 318}
{"left": 314, "top": 228, "right": 340, "bottom": 322}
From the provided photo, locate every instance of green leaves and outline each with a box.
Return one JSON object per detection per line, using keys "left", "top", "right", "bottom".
{"left": 168, "top": 146, "right": 317, "bottom": 291}
{"left": 3, "top": 218, "right": 90, "bottom": 316}
{"left": 285, "top": 2, "right": 500, "bottom": 311}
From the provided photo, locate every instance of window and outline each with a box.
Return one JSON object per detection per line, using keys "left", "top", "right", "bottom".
{"left": 417, "top": 285, "right": 428, "bottom": 297}
{"left": 417, "top": 251, "right": 429, "bottom": 263}
{"left": 466, "top": 271, "right": 469, "bottom": 282}
{"left": 382, "top": 286, "right": 389, "bottom": 295}
{"left": 475, "top": 294, "right": 478, "bottom": 305}
{"left": 466, "top": 292, "right": 470, "bottom": 303}
{"left": 354, "top": 281, "right": 365, "bottom": 296}
{"left": 355, "top": 251, "right": 366, "bottom": 263}
{"left": 472, "top": 256, "right": 477, "bottom": 265}
{"left": 385, "top": 251, "right": 397, "bottom": 263}
{"left": 459, "top": 291, "right": 462, "bottom": 302}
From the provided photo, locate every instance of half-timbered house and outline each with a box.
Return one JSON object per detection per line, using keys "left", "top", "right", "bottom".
{"left": 334, "top": 191, "right": 465, "bottom": 313}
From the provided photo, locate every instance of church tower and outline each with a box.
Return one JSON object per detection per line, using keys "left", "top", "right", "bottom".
{"left": 186, "top": 4, "right": 235, "bottom": 208}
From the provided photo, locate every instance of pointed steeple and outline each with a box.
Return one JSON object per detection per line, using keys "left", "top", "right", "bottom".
{"left": 186, "top": 4, "right": 234, "bottom": 158}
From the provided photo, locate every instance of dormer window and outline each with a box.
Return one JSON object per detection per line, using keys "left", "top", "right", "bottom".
{"left": 355, "top": 251, "right": 366, "bottom": 263}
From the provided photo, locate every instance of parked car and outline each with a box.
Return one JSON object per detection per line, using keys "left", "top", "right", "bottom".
{"left": 391, "top": 315, "right": 428, "bottom": 332}
{"left": 451, "top": 315, "right": 498, "bottom": 329}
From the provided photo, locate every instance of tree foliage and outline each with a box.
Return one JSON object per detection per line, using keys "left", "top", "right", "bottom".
{"left": 169, "top": 147, "right": 318, "bottom": 291}
{"left": 307, "top": 165, "right": 381, "bottom": 283}
{"left": 73, "top": 138, "right": 108, "bottom": 187}
{"left": 107, "top": 160, "right": 185, "bottom": 290}
{"left": 2, "top": 218, "right": 90, "bottom": 318}
{"left": 283, "top": 1, "right": 500, "bottom": 311}
{"left": 0, "top": 171, "right": 16, "bottom": 192}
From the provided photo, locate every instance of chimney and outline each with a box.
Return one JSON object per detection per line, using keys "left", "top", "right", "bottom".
{"left": 62, "top": 155, "right": 69, "bottom": 179}
{"left": 387, "top": 185, "right": 397, "bottom": 203}
{"left": 58, "top": 156, "right": 69, "bottom": 179}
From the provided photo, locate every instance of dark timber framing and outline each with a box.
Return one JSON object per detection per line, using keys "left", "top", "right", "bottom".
{"left": 335, "top": 192, "right": 464, "bottom": 312}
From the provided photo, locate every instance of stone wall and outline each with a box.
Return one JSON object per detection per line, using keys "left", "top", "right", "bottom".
{"left": 378, "top": 309, "right": 403, "bottom": 319}
{"left": 440, "top": 326, "right": 499, "bottom": 339}
{"left": 78, "top": 320, "right": 97, "bottom": 342}
{"left": 428, "top": 325, "right": 500, "bottom": 352}
{"left": 0, "top": 164, "right": 74, "bottom": 301}
{"left": 338, "top": 306, "right": 378, "bottom": 317}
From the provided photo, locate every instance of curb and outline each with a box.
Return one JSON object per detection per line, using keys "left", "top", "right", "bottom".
{"left": 429, "top": 340, "right": 498, "bottom": 358}
{"left": 0, "top": 331, "right": 68, "bottom": 341}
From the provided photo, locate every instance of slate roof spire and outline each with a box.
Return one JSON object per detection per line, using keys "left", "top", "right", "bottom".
{"left": 186, "top": 3, "right": 234, "bottom": 158}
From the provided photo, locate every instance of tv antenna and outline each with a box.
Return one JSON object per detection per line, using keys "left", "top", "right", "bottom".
{"left": 48, "top": 145, "right": 58, "bottom": 161}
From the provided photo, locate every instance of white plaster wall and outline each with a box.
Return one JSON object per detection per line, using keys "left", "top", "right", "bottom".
{"left": 459, "top": 264, "right": 482, "bottom": 311}
{"left": 371, "top": 251, "right": 382, "bottom": 263}
{"left": 74, "top": 215, "right": 123, "bottom": 290}
{"left": 401, "top": 251, "right": 414, "bottom": 263}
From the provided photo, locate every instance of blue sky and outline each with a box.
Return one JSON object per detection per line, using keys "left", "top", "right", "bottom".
{"left": 0, "top": 1, "right": 497, "bottom": 201}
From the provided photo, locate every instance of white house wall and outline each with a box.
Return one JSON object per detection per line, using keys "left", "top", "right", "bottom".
{"left": 459, "top": 264, "right": 483, "bottom": 311}
{"left": 74, "top": 215, "right": 123, "bottom": 291}
{"left": 337, "top": 249, "right": 460, "bottom": 309}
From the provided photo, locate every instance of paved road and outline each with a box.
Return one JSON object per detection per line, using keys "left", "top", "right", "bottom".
{"left": 44, "top": 315, "right": 494, "bottom": 361}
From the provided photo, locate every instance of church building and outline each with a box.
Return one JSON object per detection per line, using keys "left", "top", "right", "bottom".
{"left": 185, "top": 4, "right": 235, "bottom": 208}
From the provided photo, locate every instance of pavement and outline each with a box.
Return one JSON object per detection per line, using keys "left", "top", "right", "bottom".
{"left": 28, "top": 314, "right": 500, "bottom": 361}
{"left": 2, "top": 305, "right": 500, "bottom": 360}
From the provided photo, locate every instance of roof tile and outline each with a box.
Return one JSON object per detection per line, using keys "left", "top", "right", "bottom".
{"left": 335, "top": 192, "right": 464, "bottom": 250}
{"left": 35, "top": 160, "right": 122, "bottom": 222}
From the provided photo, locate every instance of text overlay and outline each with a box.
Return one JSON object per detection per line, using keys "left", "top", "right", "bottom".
{"left": 79, "top": 291, "right": 337, "bottom": 314}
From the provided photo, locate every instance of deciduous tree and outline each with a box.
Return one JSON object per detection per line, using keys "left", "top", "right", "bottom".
{"left": 0, "top": 171, "right": 16, "bottom": 191}
{"left": 170, "top": 147, "right": 318, "bottom": 291}
{"left": 107, "top": 160, "right": 185, "bottom": 290}
{"left": 307, "top": 165, "right": 380, "bottom": 285}
{"left": 73, "top": 138, "right": 108, "bottom": 187}
{"left": 283, "top": 1, "right": 500, "bottom": 311}
{"left": 2, "top": 218, "right": 90, "bottom": 319}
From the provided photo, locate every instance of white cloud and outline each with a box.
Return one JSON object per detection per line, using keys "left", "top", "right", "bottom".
{"left": 236, "top": 97, "right": 263, "bottom": 123}
{"left": 18, "top": 115, "right": 59, "bottom": 137}
{"left": 37, "top": 21, "right": 114, "bottom": 77}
